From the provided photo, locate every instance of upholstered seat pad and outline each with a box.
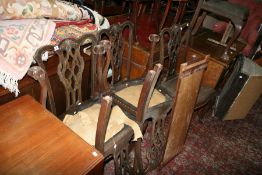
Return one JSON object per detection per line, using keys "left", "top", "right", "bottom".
{"left": 196, "top": 85, "right": 216, "bottom": 107}
{"left": 202, "top": 0, "right": 249, "bottom": 21}
{"left": 63, "top": 104, "right": 142, "bottom": 145}
{"left": 160, "top": 78, "right": 215, "bottom": 107}
{"left": 115, "top": 84, "right": 167, "bottom": 108}
{"left": 160, "top": 78, "right": 177, "bottom": 96}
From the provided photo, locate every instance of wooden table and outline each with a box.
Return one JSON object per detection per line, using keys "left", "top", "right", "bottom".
{"left": 0, "top": 95, "right": 104, "bottom": 175}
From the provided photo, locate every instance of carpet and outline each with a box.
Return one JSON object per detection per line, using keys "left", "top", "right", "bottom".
{"left": 104, "top": 95, "right": 262, "bottom": 174}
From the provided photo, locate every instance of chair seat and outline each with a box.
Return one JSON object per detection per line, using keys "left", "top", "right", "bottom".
{"left": 195, "top": 85, "right": 216, "bottom": 108}
{"left": 159, "top": 78, "right": 177, "bottom": 96}
{"left": 159, "top": 78, "right": 216, "bottom": 108}
{"left": 202, "top": 0, "right": 249, "bottom": 21}
{"left": 115, "top": 84, "right": 167, "bottom": 108}
{"left": 63, "top": 104, "right": 142, "bottom": 145}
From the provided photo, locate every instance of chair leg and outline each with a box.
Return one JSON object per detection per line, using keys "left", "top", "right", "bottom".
{"left": 143, "top": 117, "right": 166, "bottom": 173}
{"left": 188, "top": 0, "right": 203, "bottom": 35}
{"left": 137, "top": 3, "right": 144, "bottom": 17}
{"left": 181, "top": 0, "right": 203, "bottom": 43}
{"left": 100, "top": 0, "right": 105, "bottom": 15}
{"left": 121, "top": 1, "right": 127, "bottom": 14}
{"left": 134, "top": 139, "right": 144, "bottom": 174}
{"left": 141, "top": 3, "right": 147, "bottom": 16}
{"left": 225, "top": 24, "right": 242, "bottom": 52}
{"left": 152, "top": 0, "right": 161, "bottom": 32}
{"left": 172, "top": 1, "right": 187, "bottom": 25}
{"left": 130, "top": 0, "right": 139, "bottom": 43}
{"left": 159, "top": 0, "right": 172, "bottom": 30}
{"left": 113, "top": 145, "right": 133, "bottom": 175}
{"left": 192, "top": 11, "right": 207, "bottom": 35}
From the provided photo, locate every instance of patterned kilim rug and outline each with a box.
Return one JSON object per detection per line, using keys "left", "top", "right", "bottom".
{"left": 104, "top": 95, "right": 262, "bottom": 175}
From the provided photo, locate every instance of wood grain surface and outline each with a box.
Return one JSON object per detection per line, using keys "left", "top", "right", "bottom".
{"left": 0, "top": 95, "right": 104, "bottom": 175}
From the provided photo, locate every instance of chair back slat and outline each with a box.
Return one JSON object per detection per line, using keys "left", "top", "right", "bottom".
{"left": 136, "top": 64, "right": 163, "bottom": 122}
{"left": 33, "top": 45, "right": 57, "bottom": 115}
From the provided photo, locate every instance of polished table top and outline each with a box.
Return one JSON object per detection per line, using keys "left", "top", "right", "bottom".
{"left": 0, "top": 95, "right": 104, "bottom": 175}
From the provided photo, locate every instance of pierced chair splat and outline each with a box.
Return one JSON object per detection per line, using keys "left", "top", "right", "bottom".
{"left": 148, "top": 23, "right": 190, "bottom": 94}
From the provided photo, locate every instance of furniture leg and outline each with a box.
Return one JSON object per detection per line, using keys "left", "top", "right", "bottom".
{"left": 225, "top": 24, "right": 242, "bottom": 52}
{"left": 172, "top": 1, "right": 187, "bottom": 25}
{"left": 131, "top": 0, "right": 139, "bottom": 43}
{"left": 188, "top": 0, "right": 203, "bottom": 33}
{"left": 159, "top": 0, "right": 172, "bottom": 30}
{"left": 152, "top": 0, "right": 161, "bottom": 32}
{"left": 192, "top": 11, "right": 207, "bottom": 35}
{"left": 134, "top": 139, "right": 144, "bottom": 174}
{"left": 121, "top": 1, "right": 127, "bottom": 14}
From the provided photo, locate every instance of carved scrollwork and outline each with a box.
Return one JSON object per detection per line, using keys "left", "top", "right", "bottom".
{"left": 97, "top": 21, "right": 134, "bottom": 84}
{"left": 144, "top": 118, "right": 166, "bottom": 173}
{"left": 160, "top": 25, "right": 182, "bottom": 80}
{"left": 56, "top": 38, "right": 84, "bottom": 110}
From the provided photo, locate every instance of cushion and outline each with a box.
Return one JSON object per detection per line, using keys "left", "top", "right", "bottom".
{"left": 115, "top": 84, "right": 167, "bottom": 108}
{"left": 63, "top": 104, "right": 142, "bottom": 145}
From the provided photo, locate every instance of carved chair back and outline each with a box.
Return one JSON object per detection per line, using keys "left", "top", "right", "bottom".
{"left": 97, "top": 21, "right": 134, "bottom": 86}
{"left": 161, "top": 23, "right": 190, "bottom": 80}
{"left": 86, "top": 21, "right": 179, "bottom": 173}
{"left": 149, "top": 23, "right": 191, "bottom": 83}
{"left": 55, "top": 35, "right": 98, "bottom": 111}
{"left": 33, "top": 34, "right": 98, "bottom": 114}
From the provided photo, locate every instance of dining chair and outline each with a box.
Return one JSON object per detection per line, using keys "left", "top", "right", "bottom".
{"left": 188, "top": 0, "right": 249, "bottom": 59}
{"left": 148, "top": 23, "right": 216, "bottom": 121}
{"left": 97, "top": 20, "right": 173, "bottom": 172}
{"left": 32, "top": 35, "right": 145, "bottom": 174}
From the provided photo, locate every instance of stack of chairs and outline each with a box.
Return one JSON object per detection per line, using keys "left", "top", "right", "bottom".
{"left": 28, "top": 20, "right": 215, "bottom": 174}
